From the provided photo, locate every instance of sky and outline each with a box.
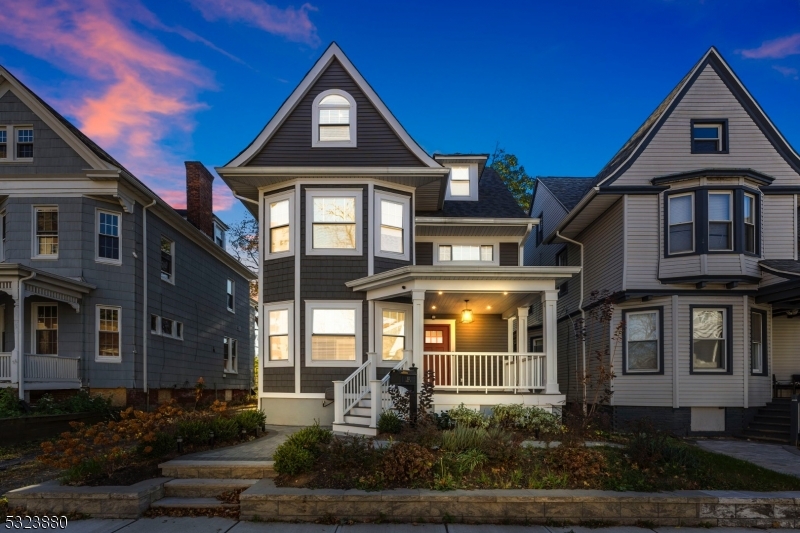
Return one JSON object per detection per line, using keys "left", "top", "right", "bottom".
{"left": 0, "top": 0, "right": 798, "bottom": 228}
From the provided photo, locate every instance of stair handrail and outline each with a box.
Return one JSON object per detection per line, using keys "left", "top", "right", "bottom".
{"left": 334, "top": 357, "right": 373, "bottom": 424}
{"left": 370, "top": 358, "right": 406, "bottom": 428}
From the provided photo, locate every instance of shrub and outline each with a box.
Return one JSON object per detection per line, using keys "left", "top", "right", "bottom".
{"left": 285, "top": 422, "right": 333, "bottom": 451}
{"left": 381, "top": 442, "right": 434, "bottom": 484}
{"left": 626, "top": 418, "right": 697, "bottom": 469}
{"left": 454, "top": 448, "right": 487, "bottom": 474}
{"left": 440, "top": 426, "right": 488, "bottom": 453}
{"left": 482, "top": 426, "right": 520, "bottom": 463}
{"left": 545, "top": 445, "right": 606, "bottom": 483}
{"left": 137, "top": 431, "right": 176, "bottom": 458}
{"left": 377, "top": 411, "right": 402, "bottom": 434}
{"left": 489, "top": 404, "right": 563, "bottom": 436}
{"left": 60, "top": 457, "right": 106, "bottom": 485}
{"left": 273, "top": 443, "right": 315, "bottom": 475}
{"left": 61, "top": 390, "right": 112, "bottom": 414}
{"left": 235, "top": 409, "right": 266, "bottom": 432}
{"left": 210, "top": 416, "right": 240, "bottom": 442}
{"left": 177, "top": 418, "right": 212, "bottom": 446}
{"left": 447, "top": 404, "right": 488, "bottom": 428}
{"left": 0, "top": 389, "right": 24, "bottom": 418}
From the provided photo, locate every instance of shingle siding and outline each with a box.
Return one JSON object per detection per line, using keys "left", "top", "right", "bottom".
{"left": 415, "top": 242, "right": 433, "bottom": 265}
{"left": 499, "top": 243, "right": 518, "bottom": 266}
{"left": 263, "top": 257, "right": 294, "bottom": 302}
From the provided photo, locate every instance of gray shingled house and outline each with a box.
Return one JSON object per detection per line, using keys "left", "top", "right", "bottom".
{"left": 0, "top": 65, "right": 256, "bottom": 407}
{"left": 217, "top": 43, "right": 578, "bottom": 433}
{"left": 525, "top": 47, "right": 800, "bottom": 442}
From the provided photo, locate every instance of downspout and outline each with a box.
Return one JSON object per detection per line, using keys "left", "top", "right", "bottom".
{"left": 17, "top": 271, "right": 35, "bottom": 401}
{"left": 555, "top": 231, "right": 585, "bottom": 411}
{"left": 142, "top": 198, "right": 156, "bottom": 409}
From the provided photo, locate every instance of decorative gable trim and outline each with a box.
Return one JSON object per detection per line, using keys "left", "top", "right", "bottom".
{"left": 597, "top": 47, "right": 800, "bottom": 187}
{"left": 225, "top": 43, "right": 440, "bottom": 169}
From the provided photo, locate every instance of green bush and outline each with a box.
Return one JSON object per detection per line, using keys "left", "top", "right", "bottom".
{"left": 0, "top": 388, "right": 24, "bottom": 418}
{"left": 285, "top": 422, "right": 333, "bottom": 450}
{"left": 235, "top": 409, "right": 266, "bottom": 432}
{"left": 489, "top": 404, "right": 563, "bottom": 436}
{"left": 137, "top": 431, "right": 176, "bottom": 458}
{"left": 440, "top": 426, "right": 488, "bottom": 453}
{"left": 61, "top": 390, "right": 112, "bottom": 414}
{"left": 377, "top": 411, "right": 402, "bottom": 434}
{"left": 447, "top": 403, "right": 488, "bottom": 428}
{"left": 210, "top": 416, "right": 240, "bottom": 442}
{"left": 274, "top": 444, "right": 315, "bottom": 475}
{"left": 60, "top": 457, "right": 106, "bottom": 485}
{"left": 177, "top": 418, "right": 212, "bottom": 445}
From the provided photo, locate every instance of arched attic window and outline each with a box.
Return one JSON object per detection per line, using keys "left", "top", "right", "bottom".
{"left": 312, "top": 89, "right": 357, "bottom": 148}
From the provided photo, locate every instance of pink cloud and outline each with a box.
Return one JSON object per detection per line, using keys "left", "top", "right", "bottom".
{"left": 0, "top": 0, "right": 240, "bottom": 211}
{"left": 189, "top": 0, "right": 319, "bottom": 46}
{"left": 741, "top": 34, "right": 800, "bottom": 59}
{"left": 773, "top": 65, "right": 799, "bottom": 80}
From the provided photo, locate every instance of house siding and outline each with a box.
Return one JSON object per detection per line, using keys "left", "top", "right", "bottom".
{"left": 263, "top": 257, "right": 294, "bottom": 303}
{"left": 415, "top": 242, "right": 433, "bottom": 265}
{"left": 425, "top": 313, "right": 507, "bottom": 353}
{"left": 772, "top": 314, "right": 799, "bottom": 383}
{"left": 247, "top": 59, "right": 424, "bottom": 168}
{"left": 523, "top": 183, "right": 568, "bottom": 268}
{"left": 625, "top": 194, "right": 661, "bottom": 289}
{"left": 499, "top": 243, "right": 518, "bottom": 266}
{"left": 763, "top": 194, "right": 796, "bottom": 260}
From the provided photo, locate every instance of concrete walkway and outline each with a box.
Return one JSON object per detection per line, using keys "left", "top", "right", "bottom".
{"left": 54, "top": 518, "right": 800, "bottom": 532}
{"left": 183, "top": 425, "right": 304, "bottom": 461}
{"left": 696, "top": 439, "right": 800, "bottom": 477}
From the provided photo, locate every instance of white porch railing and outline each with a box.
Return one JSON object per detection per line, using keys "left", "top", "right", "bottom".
{"left": 424, "top": 351, "right": 546, "bottom": 393}
{"left": 370, "top": 359, "right": 406, "bottom": 428}
{"left": 24, "top": 354, "right": 80, "bottom": 382}
{"left": 0, "top": 353, "right": 10, "bottom": 381}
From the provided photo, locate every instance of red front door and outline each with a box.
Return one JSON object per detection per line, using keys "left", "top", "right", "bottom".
{"left": 424, "top": 324, "right": 451, "bottom": 386}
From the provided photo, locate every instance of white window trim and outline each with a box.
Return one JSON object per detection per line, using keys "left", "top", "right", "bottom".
{"left": 14, "top": 126, "right": 34, "bottom": 162}
{"left": 374, "top": 301, "right": 412, "bottom": 367}
{"left": 31, "top": 302, "right": 58, "bottom": 355}
{"left": 744, "top": 192, "right": 757, "bottom": 254}
{"left": 0, "top": 126, "right": 7, "bottom": 162}
{"left": 708, "top": 191, "right": 733, "bottom": 252}
{"left": 224, "top": 336, "right": 239, "bottom": 374}
{"left": 0, "top": 125, "right": 34, "bottom": 163}
{"left": 311, "top": 89, "right": 357, "bottom": 148}
{"left": 32, "top": 205, "right": 58, "bottom": 260}
{"left": 95, "top": 208, "right": 122, "bottom": 266}
{"left": 0, "top": 210, "right": 6, "bottom": 262}
{"left": 667, "top": 192, "right": 694, "bottom": 255}
{"left": 213, "top": 221, "right": 226, "bottom": 248}
{"left": 426, "top": 238, "right": 500, "bottom": 266}
{"left": 625, "top": 309, "right": 661, "bottom": 373}
{"left": 150, "top": 314, "right": 183, "bottom": 340}
{"left": 305, "top": 300, "right": 363, "bottom": 368}
{"left": 305, "top": 188, "right": 363, "bottom": 256}
{"left": 693, "top": 123, "right": 723, "bottom": 152}
{"left": 160, "top": 236, "right": 175, "bottom": 284}
{"left": 374, "top": 190, "right": 411, "bottom": 261}
{"left": 264, "top": 300, "right": 294, "bottom": 368}
{"left": 150, "top": 314, "right": 161, "bottom": 335}
{"left": 444, "top": 164, "right": 479, "bottom": 201}
{"left": 692, "top": 307, "right": 728, "bottom": 373}
{"left": 96, "top": 305, "right": 122, "bottom": 363}
{"left": 265, "top": 190, "right": 295, "bottom": 260}
{"left": 750, "top": 309, "right": 764, "bottom": 374}
{"left": 226, "top": 279, "right": 236, "bottom": 313}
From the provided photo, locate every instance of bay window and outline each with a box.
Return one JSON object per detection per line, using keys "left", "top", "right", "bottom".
{"left": 306, "top": 301, "right": 362, "bottom": 366}
{"left": 266, "top": 191, "right": 293, "bottom": 257}
{"left": 34, "top": 206, "right": 58, "bottom": 258}
{"left": 744, "top": 193, "right": 756, "bottom": 254}
{"left": 624, "top": 309, "right": 661, "bottom": 373}
{"left": 691, "top": 307, "right": 730, "bottom": 372}
{"left": 306, "top": 190, "right": 362, "bottom": 255}
{"left": 668, "top": 194, "right": 693, "bottom": 254}
{"left": 708, "top": 192, "right": 732, "bottom": 251}
{"left": 264, "top": 301, "right": 293, "bottom": 367}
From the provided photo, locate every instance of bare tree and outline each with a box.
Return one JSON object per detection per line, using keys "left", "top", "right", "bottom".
{"left": 228, "top": 215, "right": 259, "bottom": 299}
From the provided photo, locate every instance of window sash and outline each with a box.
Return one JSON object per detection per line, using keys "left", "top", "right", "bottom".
{"left": 744, "top": 194, "right": 756, "bottom": 254}
{"left": 35, "top": 304, "right": 58, "bottom": 355}
{"left": 226, "top": 279, "right": 235, "bottom": 311}
{"left": 708, "top": 193, "right": 733, "bottom": 251}
{"left": 437, "top": 244, "right": 493, "bottom": 262}
{"left": 0, "top": 128, "right": 6, "bottom": 159}
{"left": 98, "top": 307, "right": 120, "bottom": 358}
{"left": 692, "top": 124, "right": 722, "bottom": 152}
{"left": 625, "top": 311, "right": 660, "bottom": 372}
{"left": 692, "top": 309, "right": 727, "bottom": 371}
{"left": 16, "top": 128, "right": 33, "bottom": 158}
{"left": 751, "top": 311, "right": 764, "bottom": 373}
{"left": 382, "top": 310, "right": 406, "bottom": 361}
{"left": 98, "top": 212, "right": 120, "bottom": 260}
{"left": 35, "top": 208, "right": 58, "bottom": 256}
{"left": 308, "top": 304, "right": 359, "bottom": 363}
{"left": 668, "top": 194, "right": 694, "bottom": 254}
{"left": 160, "top": 237, "right": 173, "bottom": 279}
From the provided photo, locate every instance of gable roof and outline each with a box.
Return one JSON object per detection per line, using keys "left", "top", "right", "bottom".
{"left": 417, "top": 167, "right": 527, "bottom": 218}
{"left": 224, "top": 43, "right": 440, "bottom": 169}
{"left": 535, "top": 177, "right": 595, "bottom": 213}
{"left": 595, "top": 47, "right": 800, "bottom": 187}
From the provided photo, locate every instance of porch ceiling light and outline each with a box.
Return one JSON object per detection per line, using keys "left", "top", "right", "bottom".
{"left": 461, "top": 300, "right": 473, "bottom": 324}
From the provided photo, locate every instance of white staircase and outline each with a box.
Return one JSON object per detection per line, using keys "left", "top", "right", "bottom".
{"left": 331, "top": 353, "right": 405, "bottom": 436}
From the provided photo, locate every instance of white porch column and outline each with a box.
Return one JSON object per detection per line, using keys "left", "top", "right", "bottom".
{"left": 542, "top": 290, "right": 559, "bottom": 394}
{"left": 507, "top": 317, "right": 516, "bottom": 352}
{"left": 14, "top": 291, "right": 24, "bottom": 400}
{"left": 411, "top": 290, "right": 425, "bottom": 372}
{"left": 517, "top": 307, "right": 529, "bottom": 353}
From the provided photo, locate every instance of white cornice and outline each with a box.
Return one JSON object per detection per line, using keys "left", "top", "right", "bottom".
{"left": 216, "top": 166, "right": 448, "bottom": 177}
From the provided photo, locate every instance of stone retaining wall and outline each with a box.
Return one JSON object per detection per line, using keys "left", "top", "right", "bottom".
{"left": 240, "top": 482, "right": 800, "bottom": 528}
{"left": 6, "top": 478, "right": 167, "bottom": 519}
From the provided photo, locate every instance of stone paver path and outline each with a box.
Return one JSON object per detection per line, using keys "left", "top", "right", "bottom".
{"left": 696, "top": 439, "right": 800, "bottom": 477}
{"left": 58, "top": 518, "right": 800, "bottom": 532}
{"left": 183, "top": 425, "right": 304, "bottom": 461}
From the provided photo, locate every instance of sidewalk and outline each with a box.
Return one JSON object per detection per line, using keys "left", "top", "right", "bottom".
{"left": 696, "top": 440, "right": 800, "bottom": 477}
{"left": 54, "top": 518, "right": 800, "bottom": 532}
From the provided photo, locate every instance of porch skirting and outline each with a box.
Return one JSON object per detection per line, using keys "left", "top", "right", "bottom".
{"left": 611, "top": 405, "right": 759, "bottom": 437}
{"left": 432, "top": 392, "right": 566, "bottom": 414}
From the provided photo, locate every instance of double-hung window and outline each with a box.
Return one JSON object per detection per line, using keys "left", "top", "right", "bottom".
{"left": 692, "top": 307, "right": 729, "bottom": 372}
{"left": 312, "top": 90, "right": 356, "bottom": 147}
{"left": 306, "top": 190, "right": 362, "bottom": 255}
{"left": 692, "top": 122, "right": 726, "bottom": 153}
{"left": 624, "top": 309, "right": 661, "bottom": 373}
{"left": 267, "top": 191, "right": 293, "bottom": 257}
{"left": 708, "top": 192, "right": 732, "bottom": 251}
{"left": 213, "top": 221, "right": 226, "bottom": 248}
{"left": 224, "top": 337, "right": 238, "bottom": 372}
{"left": 751, "top": 309, "right": 767, "bottom": 375}
{"left": 0, "top": 212, "right": 6, "bottom": 261}
{"left": 744, "top": 193, "right": 756, "bottom": 254}
{"left": 33, "top": 206, "right": 58, "bottom": 258}
{"left": 438, "top": 244, "right": 493, "bottom": 262}
{"left": 0, "top": 128, "right": 6, "bottom": 159}
{"left": 668, "top": 194, "right": 693, "bottom": 254}
{"left": 97, "top": 210, "right": 121, "bottom": 263}
{"left": 16, "top": 128, "right": 33, "bottom": 159}
{"left": 306, "top": 301, "right": 361, "bottom": 366}
{"left": 264, "top": 301, "right": 293, "bottom": 366}
{"left": 160, "top": 236, "right": 174, "bottom": 282}
{"left": 375, "top": 191, "right": 410, "bottom": 260}
{"left": 0, "top": 126, "right": 34, "bottom": 161}
{"left": 449, "top": 166, "right": 470, "bottom": 197}
{"left": 381, "top": 309, "right": 406, "bottom": 362}
{"left": 151, "top": 315, "right": 182, "bottom": 340}
{"left": 34, "top": 303, "right": 58, "bottom": 355}
{"left": 226, "top": 279, "right": 235, "bottom": 312}
{"left": 97, "top": 306, "right": 121, "bottom": 362}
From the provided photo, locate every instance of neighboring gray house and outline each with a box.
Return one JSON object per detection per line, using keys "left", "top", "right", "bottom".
{"left": 218, "top": 43, "right": 578, "bottom": 433}
{"left": 525, "top": 47, "right": 800, "bottom": 440}
{"left": 0, "top": 65, "right": 256, "bottom": 406}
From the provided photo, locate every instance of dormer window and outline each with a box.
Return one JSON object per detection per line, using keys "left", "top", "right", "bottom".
{"left": 449, "top": 167, "right": 470, "bottom": 197}
{"left": 443, "top": 163, "right": 479, "bottom": 201}
{"left": 312, "top": 90, "right": 357, "bottom": 147}
{"left": 691, "top": 120, "right": 727, "bottom": 154}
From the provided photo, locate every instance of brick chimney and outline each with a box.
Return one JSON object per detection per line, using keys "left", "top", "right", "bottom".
{"left": 185, "top": 161, "right": 214, "bottom": 238}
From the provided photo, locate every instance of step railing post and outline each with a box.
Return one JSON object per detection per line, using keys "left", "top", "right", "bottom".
{"left": 369, "top": 380, "right": 382, "bottom": 429}
{"left": 333, "top": 381, "right": 345, "bottom": 424}
{"left": 792, "top": 395, "right": 799, "bottom": 446}
{"left": 368, "top": 352, "right": 377, "bottom": 382}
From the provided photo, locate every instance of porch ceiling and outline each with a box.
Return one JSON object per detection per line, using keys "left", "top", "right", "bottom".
{"left": 425, "top": 291, "right": 533, "bottom": 316}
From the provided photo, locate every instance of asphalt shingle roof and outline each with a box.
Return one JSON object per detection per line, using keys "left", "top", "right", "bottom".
{"left": 759, "top": 260, "right": 800, "bottom": 278}
{"left": 418, "top": 167, "right": 527, "bottom": 218}
{"left": 536, "top": 177, "right": 595, "bottom": 212}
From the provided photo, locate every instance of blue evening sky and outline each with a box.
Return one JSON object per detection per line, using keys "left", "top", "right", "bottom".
{"left": 0, "top": 0, "right": 798, "bottom": 227}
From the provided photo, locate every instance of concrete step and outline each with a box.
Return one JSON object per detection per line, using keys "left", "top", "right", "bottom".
{"left": 344, "top": 414, "right": 371, "bottom": 425}
{"left": 151, "top": 497, "right": 238, "bottom": 510}
{"left": 350, "top": 406, "right": 371, "bottom": 417}
{"left": 164, "top": 478, "right": 258, "bottom": 498}
{"left": 332, "top": 423, "right": 378, "bottom": 436}
{"left": 160, "top": 460, "right": 275, "bottom": 479}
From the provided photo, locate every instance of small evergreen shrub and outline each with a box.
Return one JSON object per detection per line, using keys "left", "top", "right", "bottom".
{"left": 0, "top": 389, "right": 24, "bottom": 418}
{"left": 210, "top": 416, "right": 240, "bottom": 441}
{"left": 285, "top": 422, "right": 333, "bottom": 450}
{"left": 377, "top": 410, "right": 402, "bottom": 434}
{"left": 447, "top": 403, "right": 488, "bottom": 428}
{"left": 273, "top": 444, "right": 315, "bottom": 475}
{"left": 177, "top": 419, "right": 212, "bottom": 446}
{"left": 235, "top": 409, "right": 266, "bottom": 432}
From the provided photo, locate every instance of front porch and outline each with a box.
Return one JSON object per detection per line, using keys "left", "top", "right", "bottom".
{"left": 0, "top": 265, "right": 92, "bottom": 397}
{"left": 333, "top": 265, "right": 579, "bottom": 434}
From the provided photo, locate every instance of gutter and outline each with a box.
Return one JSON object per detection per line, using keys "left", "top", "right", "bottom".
{"left": 233, "top": 191, "right": 259, "bottom": 207}
{"left": 17, "top": 271, "right": 35, "bottom": 401}
{"left": 216, "top": 166, "right": 450, "bottom": 177}
{"left": 415, "top": 217, "right": 538, "bottom": 226}
{"left": 142, "top": 198, "right": 156, "bottom": 405}
{"left": 555, "top": 231, "right": 586, "bottom": 410}
{"left": 544, "top": 187, "right": 599, "bottom": 245}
